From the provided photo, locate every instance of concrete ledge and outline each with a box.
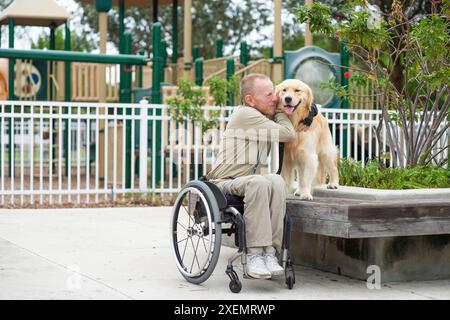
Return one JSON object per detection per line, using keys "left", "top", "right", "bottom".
{"left": 308, "top": 185, "right": 450, "bottom": 201}
{"left": 291, "top": 233, "right": 450, "bottom": 282}
{"left": 287, "top": 187, "right": 450, "bottom": 282}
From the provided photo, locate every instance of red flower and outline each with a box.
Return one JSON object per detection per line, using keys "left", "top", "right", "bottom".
{"left": 344, "top": 71, "right": 350, "bottom": 79}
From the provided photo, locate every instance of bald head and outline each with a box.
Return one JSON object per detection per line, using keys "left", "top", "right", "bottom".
{"left": 239, "top": 73, "right": 277, "bottom": 117}
{"left": 240, "top": 73, "right": 272, "bottom": 104}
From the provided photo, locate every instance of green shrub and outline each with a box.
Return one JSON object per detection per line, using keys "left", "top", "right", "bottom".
{"left": 339, "top": 158, "right": 450, "bottom": 189}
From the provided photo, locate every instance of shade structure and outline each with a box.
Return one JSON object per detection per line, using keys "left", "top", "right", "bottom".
{"left": 0, "top": 0, "right": 71, "bottom": 26}
{"left": 77, "top": 0, "right": 175, "bottom": 7}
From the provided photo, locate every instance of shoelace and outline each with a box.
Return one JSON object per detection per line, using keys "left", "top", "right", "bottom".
{"left": 265, "top": 254, "right": 280, "bottom": 266}
{"left": 248, "top": 254, "right": 265, "bottom": 266}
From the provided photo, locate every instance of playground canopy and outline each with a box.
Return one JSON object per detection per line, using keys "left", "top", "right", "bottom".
{"left": 0, "top": 0, "right": 71, "bottom": 27}
{"left": 79, "top": 0, "right": 174, "bottom": 6}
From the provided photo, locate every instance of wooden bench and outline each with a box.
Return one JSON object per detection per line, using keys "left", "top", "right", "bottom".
{"left": 286, "top": 187, "right": 450, "bottom": 282}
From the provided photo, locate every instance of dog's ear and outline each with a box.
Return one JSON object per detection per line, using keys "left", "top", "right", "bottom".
{"left": 274, "top": 84, "right": 283, "bottom": 111}
{"left": 305, "top": 85, "right": 314, "bottom": 111}
{"left": 274, "top": 84, "right": 282, "bottom": 98}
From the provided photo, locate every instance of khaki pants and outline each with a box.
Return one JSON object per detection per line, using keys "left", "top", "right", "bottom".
{"left": 213, "top": 174, "right": 287, "bottom": 253}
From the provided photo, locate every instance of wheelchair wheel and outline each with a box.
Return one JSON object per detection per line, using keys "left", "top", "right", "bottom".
{"left": 171, "top": 181, "right": 222, "bottom": 284}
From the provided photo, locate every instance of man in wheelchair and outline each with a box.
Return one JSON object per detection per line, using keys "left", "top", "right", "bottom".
{"left": 204, "top": 73, "right": 316, "bottom": 279}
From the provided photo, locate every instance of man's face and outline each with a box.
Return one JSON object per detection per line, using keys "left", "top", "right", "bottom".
{"left": 244, "top": 78, "right": 278, "bottom": 117}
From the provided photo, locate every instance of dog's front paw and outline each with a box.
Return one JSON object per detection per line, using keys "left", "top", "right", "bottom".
{"left": 294, "top": 189, "right": 313, "bottom": 200}
{"left": 300, "top": 193, "right": 314, "bottom": 200}
{"left": 327, "top": 183, "right": 338, "bottom": 189}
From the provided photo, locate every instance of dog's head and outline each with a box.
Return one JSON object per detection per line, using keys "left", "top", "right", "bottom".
{"left": 275, "top": 79, "right": 313, "bottom": 120}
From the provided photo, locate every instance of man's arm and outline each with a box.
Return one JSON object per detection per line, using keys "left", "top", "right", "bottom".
{"left": 226, "top": 107, "right": 296, "bottom": 142}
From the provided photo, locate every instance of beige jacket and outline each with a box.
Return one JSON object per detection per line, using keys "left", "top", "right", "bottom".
{"left": 206, "top": 105, "right": 296, "bottom": 181}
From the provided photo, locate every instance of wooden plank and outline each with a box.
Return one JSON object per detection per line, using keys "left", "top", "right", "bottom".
{"left": 348, "top": 218, "right": 450, "bottom": 238}
{"left": 287, "top": 196, "right": 450, "bottom": 238}
{"left": 287, "top": 198, "right": 350, "bottom": 221}
{"left": 290, "top": 215, "right": 351, "bottom": 238}
{"left": 348, "top": 200, "right": 450, "bottom": 220}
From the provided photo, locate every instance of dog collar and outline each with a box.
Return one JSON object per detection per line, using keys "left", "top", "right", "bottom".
{"left": 299, "top": 103, "right": 318, "bottom": 127}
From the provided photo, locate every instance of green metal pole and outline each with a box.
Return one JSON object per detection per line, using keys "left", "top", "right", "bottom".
{"left": 153, "top": 0, "right": 159, "bottom": 22}
{"left": 138, "top": 49, "right": 145, "bottom": 88}
{"left": 195, "top": 58, "right": 203, "bottom": 86}
{"left": 8, "top": 18, "right": 14, "bottom": 178}
{"left": 122, "top": 32, "right": 132, "bottom": 188}
{"left": 340, "top": 40, "right": 349, "bottom": 158}
{"left": 171, "top": 0, "right": 178, "bottom": 64}
{"left": 49, "top": 26, "right": 56, "bottom": 101}
{"left": 64, "top": 22, "right": 71, "bottom": 176}
{"left": 119, "top": 34, "right": 125, "bottom": 107}
{"left": 195, "top": 57, "right": 204, "bottom": 176}
{"left": 119, "top": 0, "right": 124, "bottom": 53}
{"left": 192, "top": 45, "right": 200, "bottom": 62}
{"left": 151, "top": 22, "right": 163, "bottom": 185}
{"left": 49, "top": 25, "right": 56, "bottom": 173}
{"left": 161, "top": 40, "right": 168, "bottom": 69}
{"left": 0, "top": 49, "right": 148, "bottom": 65}
{"left": 240, "top": 41, "right": 249, "bottom": 66}
{"left": 226, "top": 57, "right": 235, "bottom": 106}
{"left": 215, "top": 38, "right": 223, "bottom": 58}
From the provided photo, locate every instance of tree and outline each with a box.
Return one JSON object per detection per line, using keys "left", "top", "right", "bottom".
{"left": 290, "top": 0, "right": 440, "bottom": 91}
{"left": 31, "top": 27, "right": 96, "bottom": 52}
{"left": 297, "top": 0, "right": 450, "bottom": 168}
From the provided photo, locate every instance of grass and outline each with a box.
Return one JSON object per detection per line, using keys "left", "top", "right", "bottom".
{"left": 339, "top": 158, "right": 450, "bottom": 189}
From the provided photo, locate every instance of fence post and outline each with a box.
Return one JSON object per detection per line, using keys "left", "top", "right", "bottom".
{"left": 139, "top": 99, "right": 148, "bottom": 191}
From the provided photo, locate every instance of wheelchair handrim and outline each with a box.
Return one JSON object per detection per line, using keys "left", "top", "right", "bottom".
{"left": 171, "top": 186, "right": 217, "bottom": 279}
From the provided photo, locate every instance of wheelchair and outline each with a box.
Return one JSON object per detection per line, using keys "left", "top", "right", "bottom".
{"left": 170, "top": 144, "right": 295, "bottom": 293}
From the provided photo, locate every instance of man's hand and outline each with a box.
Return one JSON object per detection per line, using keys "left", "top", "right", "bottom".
{"left": 297, "top": 123, "right": 310, "bottom": 132}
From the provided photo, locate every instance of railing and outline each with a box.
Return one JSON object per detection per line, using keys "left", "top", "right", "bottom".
{"left": 0, "top": 100, "right": 448, "bottom": 206}
{"left": 202, "top": 58, "right": 244, "bottom": 85}
{"left": 203, "top": 56, "right": 235, "bottom": 79}
{"left": 71, "top": 63, "right": 120, "bottom": 102}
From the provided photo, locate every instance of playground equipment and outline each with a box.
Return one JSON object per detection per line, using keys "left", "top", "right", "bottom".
{"left": 0, "top": 0, "right": 378, "bottom": 192}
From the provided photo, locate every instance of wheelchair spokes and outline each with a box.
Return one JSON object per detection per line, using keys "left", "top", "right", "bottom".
{"left": 171, "top": 186, "right": 218, "bottom": 279}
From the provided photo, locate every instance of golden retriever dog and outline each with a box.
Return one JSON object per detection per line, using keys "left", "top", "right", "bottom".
{"left": 276, "top": 79, "right": 339, "bottom": 200}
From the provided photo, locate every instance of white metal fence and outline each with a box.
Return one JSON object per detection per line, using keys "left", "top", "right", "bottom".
{"left": 0, "top": 100, "right": 448, "bottom": 206}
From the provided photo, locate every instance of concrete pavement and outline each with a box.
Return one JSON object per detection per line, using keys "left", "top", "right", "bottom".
{"left": 0, "top": 207, "right": 449, "bottom": 300}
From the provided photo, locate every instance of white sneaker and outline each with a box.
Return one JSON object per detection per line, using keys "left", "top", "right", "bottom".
{"left": 246, "top": 254, "right": 271, "bottom": 279}
{"left": 264, "top": 253, "right": 284, "bottom": 277}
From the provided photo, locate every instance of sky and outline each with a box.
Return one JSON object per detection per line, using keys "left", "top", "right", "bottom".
{"left": 0, "top": 0, "right": 301, "bottom": 56}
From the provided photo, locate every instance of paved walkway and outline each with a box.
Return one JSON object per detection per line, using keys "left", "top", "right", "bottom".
{"left": 0, "top": 207, "right": 449, "bottom": 300}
